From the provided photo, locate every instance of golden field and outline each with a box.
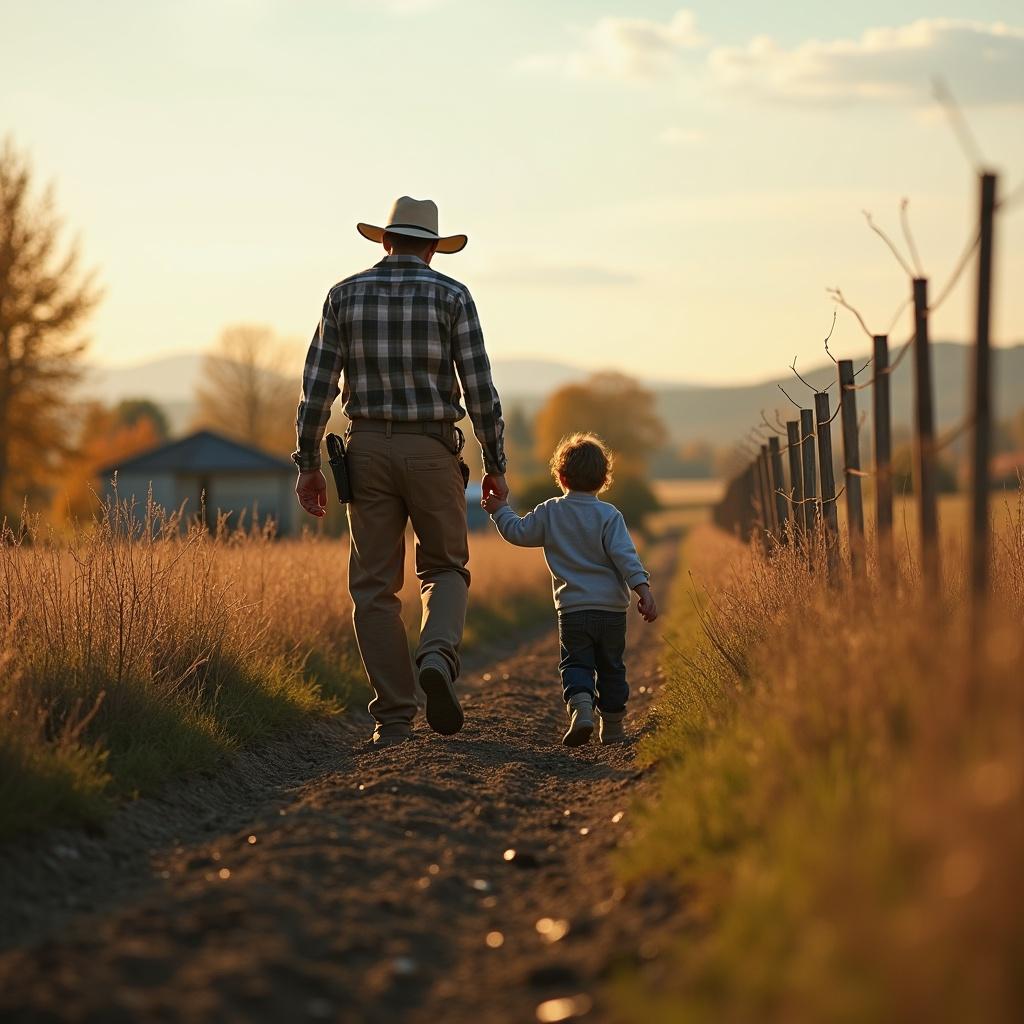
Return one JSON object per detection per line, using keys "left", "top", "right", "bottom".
{"left": 0, "top": 500, "right": 550, "bottom": 839}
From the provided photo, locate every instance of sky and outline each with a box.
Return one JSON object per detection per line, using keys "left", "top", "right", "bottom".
{"left": 3, "top": 0, "right": 1023, "bottom": 384}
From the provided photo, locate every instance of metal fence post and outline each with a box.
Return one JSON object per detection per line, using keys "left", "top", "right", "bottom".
{"left": 769, "top": 435, "right": 789, "bottom": 541}
{"left": 872, "top": 335, "right": 894, "bottom": 582}
{"left": 800, "top": 408, "right": 817, "bottom": 537}
{"left": 970, "top": 172, "right": 997, "bottom": 615}
{"left": 815, "top": 391, "right": 840, "bottom": 582}
{"left": 913, "top": 277, "right": 941, "bottom": 590}
{"left": 786, "top": 420, "right": 803, "bottom": 540}
{"left": 838, "top": 359, "right": 865, "bottom": 576}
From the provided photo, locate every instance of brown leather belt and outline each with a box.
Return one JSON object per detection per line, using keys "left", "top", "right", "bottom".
{"left": 349, "top": 418, "right": 456, "bottom": 442}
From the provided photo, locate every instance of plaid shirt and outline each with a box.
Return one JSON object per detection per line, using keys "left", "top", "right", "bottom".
{"left": 293, "top": 255, "right": 506, "bottom": 475}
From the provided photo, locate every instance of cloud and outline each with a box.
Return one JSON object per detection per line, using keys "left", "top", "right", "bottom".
{"left": 518, "top": 8, "right": 706, "bottom": 81}
{"left": 709, "top": 19, "right": 1024, "bottom": 105}
{"left": 479, "top": 264, "right": 638, "bottom": 288}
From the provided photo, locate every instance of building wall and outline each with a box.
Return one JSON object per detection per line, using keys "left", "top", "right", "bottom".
{"left": 101, "top": 472, "right": 178, "bottom": 520}
{"left": 177, "top": 472, "right": 295, "bottom": 535}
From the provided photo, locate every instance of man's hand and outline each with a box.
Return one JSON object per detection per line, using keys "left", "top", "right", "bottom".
{"left": 482, "top": 473, "right": 508, "bottom": 502}
{"left": 481, "top": 492, "right": 508, "bottom": 515}
{"left": 296, "top": 469, "right": 328, "bottom": 518}
{"left": 634, "top": 583, "right": 658, "bottom": 623}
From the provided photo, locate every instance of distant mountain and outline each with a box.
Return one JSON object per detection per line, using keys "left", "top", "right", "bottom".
{"left": 81, "top": 352, "right": 691, "bottom": 405}
{"left": 651, "top": 342, "right": 1024, "bottom": 446}
{"left": 79, "top": 342, "right": 1024, "bottom": 445}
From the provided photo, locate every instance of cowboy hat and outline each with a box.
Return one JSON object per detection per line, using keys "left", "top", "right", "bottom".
{"left": 357, "top": 196, "right": 467, "bottom": 255}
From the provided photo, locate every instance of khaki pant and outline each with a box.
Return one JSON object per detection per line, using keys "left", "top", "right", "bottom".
{"left": 345, "top": 424, "right": 470, "bottom": 736}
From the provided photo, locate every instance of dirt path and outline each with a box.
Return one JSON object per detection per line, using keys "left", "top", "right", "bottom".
{"left": 0, "top": 532, "right": 683, "bottom": 1024}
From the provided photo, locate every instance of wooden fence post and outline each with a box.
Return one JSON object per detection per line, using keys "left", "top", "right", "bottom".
{"left": 913, "top": 277, "right": 941, "bottom": 590}
{"left": 786, "top": 420, "right": 803, "bottom": 540}
{"left": 800, "top": 408, "right": 817, "bottom": 537}
{"left": 838, "top": 359, "right": 865, "bottom": 576}
{"left": 815, "top": 391, "right": 841, "bottom": 581}
{"left": 758, "top": 446, "right": 774, "bottom": 542}
{"left": 970, "top": 172, "right": 997, "bottom": 612}
{"left": 762, "top": 443, "right": 780, "bottom": 539}
{"left": 872, "top": 335, "right": 894, "bottom": 582}
{"left": 751, "top": 457, "right": 764, "bottom": 539}
{"left": 769, "top": 435, "right": 789, "bottom": 541}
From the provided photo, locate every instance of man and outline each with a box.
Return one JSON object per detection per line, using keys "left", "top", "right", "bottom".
{"left": 293, "top": 196, "right": 508, "bottom": 747}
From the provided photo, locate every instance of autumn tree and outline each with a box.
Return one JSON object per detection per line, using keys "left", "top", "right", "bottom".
{"left": 193, "top": 324, "right": 298, "bottom": 455}
{"left": 54, "top": 401, "right": 164, "bottom": 522}
{"left": 533, "top": 372, "right": 667, "bottom": 473}
{"left": 0, "top": 138, "right": 100, "bottom": 515}
{"left": 528, "top": 372, "right": 667, "bottom": 527}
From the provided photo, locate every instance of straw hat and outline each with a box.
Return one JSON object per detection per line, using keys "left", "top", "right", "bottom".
{"left": 357, "top": 196, "right": 467, "bottom": 254}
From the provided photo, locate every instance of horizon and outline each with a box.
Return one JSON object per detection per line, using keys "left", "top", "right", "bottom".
{"left": 3, "top": 1, "right": 1023, "bottom": 386}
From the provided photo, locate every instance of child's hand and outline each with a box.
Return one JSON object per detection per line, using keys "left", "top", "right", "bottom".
{"left": 635, "top": 583, "right": 658, "bottom": 622}
{"left": 481, "top": 493, "right": 508, "bottom": 515}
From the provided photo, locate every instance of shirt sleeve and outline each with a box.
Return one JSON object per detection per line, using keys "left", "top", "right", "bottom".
{"left": 491, "top": 503, "right": 546, "bottom": 548}
{"left": 451, "top": 289, "right": 506, "bottom": 475}
{"left": 602, "top": 511, "right": 650, "bottom": 589}
{"left": 293, "top": 293, "right": 344, "bottom": 471}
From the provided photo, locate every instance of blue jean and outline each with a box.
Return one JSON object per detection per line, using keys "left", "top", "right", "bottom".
{"left": 557, "top": 609, "right": 629, "bottom": 713}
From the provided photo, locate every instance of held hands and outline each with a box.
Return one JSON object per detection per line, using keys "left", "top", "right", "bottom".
{"left": 481, "top": 473, "right": 509, "bottom": 515}
{"left": 634, "top": 583, "right": 658, "bottom": 623}
{"left": 296, "top": 469, "right": 328, "bottom": 518}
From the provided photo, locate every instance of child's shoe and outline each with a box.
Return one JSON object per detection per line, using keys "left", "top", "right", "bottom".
{"left": 598, "top": 709, "right": 626, "bottom": 745}
{"left": 562, "top": 693, "right": 594, "bottom": 747}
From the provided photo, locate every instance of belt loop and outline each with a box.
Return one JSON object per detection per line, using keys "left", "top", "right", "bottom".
{"left": 385, "top": 421, "right": 392, "bottom": 438}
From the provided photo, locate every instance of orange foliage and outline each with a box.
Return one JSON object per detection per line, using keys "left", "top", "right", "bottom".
{"left": 53, "top": 405, "right": 163, "bottom": 523}
{"left": 532, "top": 372, "right": 666, "bottom": 474}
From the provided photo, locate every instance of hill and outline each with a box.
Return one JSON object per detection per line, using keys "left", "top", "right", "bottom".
{"left": 80, "top": 343, "right": 1024, "bottom": 444}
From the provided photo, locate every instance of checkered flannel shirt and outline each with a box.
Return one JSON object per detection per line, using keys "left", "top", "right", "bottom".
{"left": 293, "top": 255, "right": 506, "bottom": 475}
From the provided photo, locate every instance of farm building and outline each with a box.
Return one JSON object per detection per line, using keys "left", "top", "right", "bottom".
{"left": 97, "top": 430, "right": 297, "bottom": 534}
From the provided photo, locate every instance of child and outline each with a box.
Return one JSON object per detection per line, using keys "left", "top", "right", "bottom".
{"left": 481, "top": 433, "right": 657, "bottom": 747}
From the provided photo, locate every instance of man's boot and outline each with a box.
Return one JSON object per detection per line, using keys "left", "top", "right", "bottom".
{"left": 418, "top": 654, "right": 464, "bottom": 735}
{"left": 562, "top": 692, "right": 595, "bottom": 747}
{"left": 598, "top": 708, "right": 627, "bottom": 745}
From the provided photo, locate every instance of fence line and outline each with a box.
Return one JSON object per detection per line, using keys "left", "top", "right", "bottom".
{"left": 714, "top": 170, "right": 1009, "bottom": 629}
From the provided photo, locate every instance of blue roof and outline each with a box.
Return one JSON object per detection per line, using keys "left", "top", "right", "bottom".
{"left": 98, "top": 430, "right": 294, "bottom": 476}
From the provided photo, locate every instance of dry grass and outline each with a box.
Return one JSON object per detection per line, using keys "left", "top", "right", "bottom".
{"left": 615, "top": 495, "right": 1024, "bottom": 1023}
{"left": 0, "top": 498, "right": 550, "bottom": 839}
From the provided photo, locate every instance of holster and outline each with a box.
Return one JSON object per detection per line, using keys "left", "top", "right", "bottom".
{"left": 325, "top": 432, "right": 352, "bottom": 504}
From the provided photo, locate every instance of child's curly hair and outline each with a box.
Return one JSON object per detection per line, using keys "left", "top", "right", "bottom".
{"left": 550, "top": 433, "right": 613, "bottom": 494}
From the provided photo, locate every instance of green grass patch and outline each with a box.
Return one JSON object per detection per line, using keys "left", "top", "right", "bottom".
{"left": 609, "top": 525, "right": 1024, "bottom": 1024}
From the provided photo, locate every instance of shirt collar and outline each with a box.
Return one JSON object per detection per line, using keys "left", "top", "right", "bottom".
{"left": 375, "top": 255, "right": 428, "bottom": 268}
{"left": 565, "top": 491, "right": 599, "bottom": 501}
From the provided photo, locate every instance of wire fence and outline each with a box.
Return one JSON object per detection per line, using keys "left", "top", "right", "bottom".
{"left": 713, "top": 169, "right": 1008, "bottom": 624}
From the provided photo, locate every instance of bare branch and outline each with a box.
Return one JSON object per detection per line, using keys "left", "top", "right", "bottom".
{"left": 759, "top": 410, "right": 787, "bottom": 436}
{"left": 932, "top": 77, "right": 985, "bottom": 171}
{"left": 930, "top": 228, "right": 981, "bottom": 314}
{"left": 862, "top": 209, "right": 916, "bottom": 278}
{"left": 900, "top": 198, "right": 925, "bottom": 277}
{"left": 789, "top": 356, "right": 817, "bottom": 393}
{"left": 885, "top": 295, "right": 912, "bottom": 335}
{"left": 827, "top": 287, "right": 873, "bottom": 339}
{"left": 777, "top": 383, "right": 802, "bottom": 410}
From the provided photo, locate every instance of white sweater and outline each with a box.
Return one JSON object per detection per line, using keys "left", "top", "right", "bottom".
{"left": 490, "top": 492, "right": 649, "bottom": 612}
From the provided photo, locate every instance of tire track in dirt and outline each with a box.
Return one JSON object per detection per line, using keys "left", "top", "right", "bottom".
{"left": 0, "top": 529, "right": 684, "bottom": 1024}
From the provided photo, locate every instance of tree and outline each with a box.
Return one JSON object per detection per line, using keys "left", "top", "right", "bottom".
{"left": 115, "top": 398, "right": 169, "bottom": 441}
{"left": 54, "top": 402, "right": 163, "bottom": 522}
{"left": 533, "top": 372, "right": 667, "bottom": 473}
{"left": 528, "top": 373, "right": 666, "bottom": 529}
{"left": 0, "top": 138, "right": 100, "bottom": 515}
{"left": 193, "top": 324, "right": 298, "bottom": 455}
